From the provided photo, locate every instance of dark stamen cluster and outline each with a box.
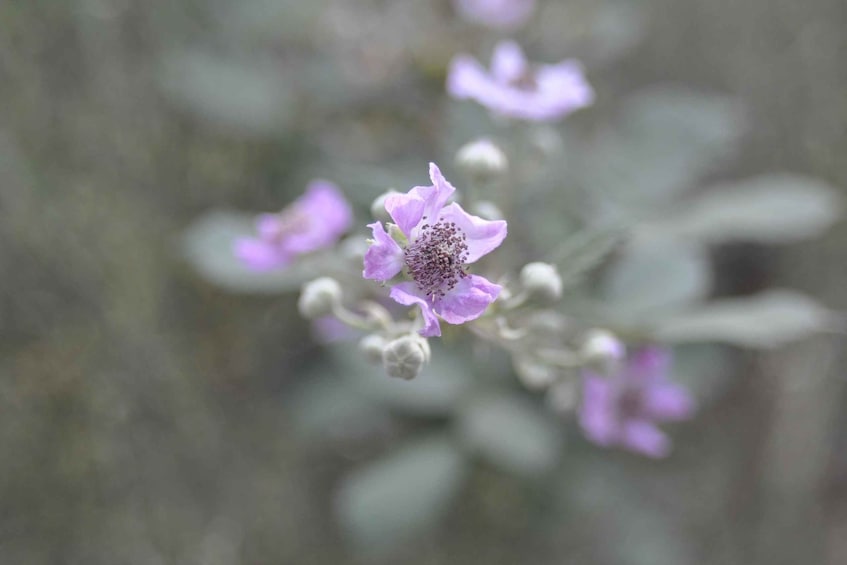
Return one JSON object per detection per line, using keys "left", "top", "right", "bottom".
{"left": 404, "top": 218, "right": 469, "bottom": 300}
{"left": 509, "top": 69, "right": 538, "bottom": 92}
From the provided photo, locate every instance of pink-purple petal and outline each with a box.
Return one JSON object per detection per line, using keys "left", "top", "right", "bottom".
{"left": 437, "top": 203, "right": 507, "bottom": 263}
{"left": 642, "top": 384, "right": 696, "bottom": 422}
{"left": 447, "top": 55, "right": 494, "bottom": 100}
{"left": 298, "top": 180, "right": 353, "bottom": 236}
{"left": 363, "top": 222, "right": 405, "bottom": 281}
{"left": 621, "top": 420, "right": 671, "bottom": 458}
{"left": 384, "top": 190, "right": 427, "bottom": 237}
{"left": 233, "top": 237, "right": 290, "bottom": 271}
{"left": 256, "top": 214, "right": 283, "bottom": 240}
{"left": 579, "top": 376, "right": 618, "bottom": 446}
{"left": 433, "top": 274, "right": 501, "bottom": 325}
{"left": 491, "top": 41, "right": 527, "bottom": 84}
{"left": 389, "top": 282, "right": 442, "bottom": 337}
{"left": 426, "top": 163, "right": 457, "bottom": 215}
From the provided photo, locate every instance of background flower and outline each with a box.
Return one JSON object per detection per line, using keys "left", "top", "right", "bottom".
{"left": 448, "top": 40, "right": 594, "bottom": 122}
{"left": 579, "top": 346, "right": 695, "bottom": 458}
{"left": 235, "top": 180, "right": 352, "bottom": 270}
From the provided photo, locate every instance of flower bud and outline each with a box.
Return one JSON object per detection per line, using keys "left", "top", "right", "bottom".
{"left": 580, "top": 329, "right": 625, "bottom": 375}
{"left": 382, "top": 334, "right": 430, "bottom": 380}
{"left": 455, "top": 139, "right": 508, "bottom": 184}
{"left": 513, "top": 355, "right": 557, "bottom": 391}
{"left": 370, "top": 190, "right": 398, "bottom": 223}
{"left": 298, "top": 277, "right": 342, "bottom": 319}
{"left": 358, "top": 334, "right": 386, "bottom": 364}
{"left": 520, "top": 262, "right": 563, "bottom": 302}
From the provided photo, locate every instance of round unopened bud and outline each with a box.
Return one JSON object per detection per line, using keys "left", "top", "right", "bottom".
{"left": 520, "top": 262, "right": 563, "bottom": 302}
{"left": 358, "top": 334, "right": 386, "bottom": 364}
{"left": 456, "top": 139, "right": 508, "bottom": 183}
{"left": 471, "top": 200, "right": 504, "bottom": 221}
{"left": 580, "top": 329, "right": 625, "bottom": 375}
{"left": 298, "top": 277, "right": 342, "bottom": 319}
{"left": 370, "top": 190, "right": 398, "bottom": 223}
{"left": 513, "top": 356, "right": 557, "bottom": 391}
{"left": 382, "top": 334, "right": 430, "bottom": 380}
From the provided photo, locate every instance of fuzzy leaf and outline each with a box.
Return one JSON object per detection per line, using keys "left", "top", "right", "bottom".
{"left": 458, "top": 393, "right": 562, "bottom": 476}
{"left": 654, "top": 290, "right": 835, "bottom": 348}
{"left": 641, "top": 174, "right": 842, "bottom": 244}
{"left": 583, "top": 87, "right": 744, "bottom": 207}
{"left": 335, "top": 436, "right": 467, "bottom": 550}
{"left": 548, "top": 225, "right": 626, "bottom": 289}
{"left": 602, "top": 241, "right": 711, "bottom": 318}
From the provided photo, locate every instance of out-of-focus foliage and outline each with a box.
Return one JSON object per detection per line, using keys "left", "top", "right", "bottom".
{"left": 2, "top": 0, "right": 846, "bottom": 563}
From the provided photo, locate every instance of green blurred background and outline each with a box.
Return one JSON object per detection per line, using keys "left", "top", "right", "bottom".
{"left": 1, "top": 0, "right": 846, "bottom": 563}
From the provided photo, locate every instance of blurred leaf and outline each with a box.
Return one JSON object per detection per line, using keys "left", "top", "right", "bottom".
{"left": 457, "top": 393, "right": 562, "bottom": 477}
{"left": 289, "top": 375, "right": 387, "bottom": 441}
{"left": 671, "top": 344, "right": 735, "bottom": 404}
{"left": 346, "top": 344, "right": 474, "bottom": 417}
{"left": 180, "top": 210, "right": 315, "bottom": 294}
{"left": 335, "top": 435, "right": 467, "bottom": 550}
{"left": 602, "top": 241, "right": 711, "bottom": 318}
{"left": 217, "top": 0, "right": 326, "bottom": 42}
{"left": 159, "top": 50, "right": 293, "bottom": 136}
{"left": 640, "top": 174, "right": 842, "bottom": 244}
{"left": 583, "top": 86, "right": 744, "bottom": 207}
{"left": 654, "top": 290, "right": 835, "bottom": 348}
{"left": 547, "top": 224, "right": 626, "bottom": 289}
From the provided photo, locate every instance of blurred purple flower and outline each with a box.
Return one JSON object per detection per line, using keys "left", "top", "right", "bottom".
{"left": 235, "top": 181, "right": 353, "bottom": 271}
{"left": 363, "top": 163, "right": 507, "bottom": 337}
{"left": 579, "top": 346, "right": 695, "bottom": 458}
{"left": 453, "top": 0, "right": 536, "bottom": 31}
{"left": 448, "top": 41, "right": 594, "bottom": 122}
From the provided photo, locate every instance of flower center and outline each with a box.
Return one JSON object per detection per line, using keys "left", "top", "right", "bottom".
{"left": 617, "top": 386, "right": 644, "bottom": 421}
{"left": 509, "top": 69, "right": 538, "bottom": 92}
{"left": 269, "top": 207, "right": 311, "bottom": 243}
{"left": 404, "top": 218, "right": 469, "bottom": 300}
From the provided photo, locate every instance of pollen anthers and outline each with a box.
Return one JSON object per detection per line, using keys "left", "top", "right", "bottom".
{"left": 404, "top": 216, "right": 469, "bottom": 299}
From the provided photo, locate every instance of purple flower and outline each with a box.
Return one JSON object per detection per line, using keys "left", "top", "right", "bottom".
{"left": 447, "top": 41, "right": 594, "bottom": 122}
{"left": 453, "top": 0, "right": 536, "bottom": 31}
{"left": 363, "top": 163, "right": 507, "bottom": 337}
{"left": 579, "top": 346, "right": 695, "bottom": 458}
{"left": 234, "top": 180, "right": 352, "bottom": 271}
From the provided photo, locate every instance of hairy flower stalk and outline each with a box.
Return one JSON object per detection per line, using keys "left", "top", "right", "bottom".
{"left": 363, "top": 163, "right": 507, "bottom": 337}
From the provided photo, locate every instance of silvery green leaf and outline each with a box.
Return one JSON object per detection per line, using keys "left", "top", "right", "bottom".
{"left": 584, "top": 87, "right": 743, "bottom": 207}
{"left": 288, "top": 376, "right": 387, "bottom": 441}
{"left": 640, "top": 174, "right": 842, "bottom": 244}
{"left": 548, "top": 224, "right": 626, "bottom": 289}
{"left": 654, "top": 290, "right": 835, "bottom": 348}
{"left": 335, "top": 436, "right": 467, "bottom": 550}
{"left": 180, "top": 210, "right": 315, "bottom": 294}
{"left": 346, "top": 345, "right": 473, "bottom": 417}
{"left": 159, "top": 50, "right": 293, "bottom": 136}
{"left": 671, "top": 344, "right": 735, "bottom": 404}
{"left": 457, "top": 393, "right": 562, "bottom": 477}
{"left": 602, "top": 241, "right": 711, "bottom": 318}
